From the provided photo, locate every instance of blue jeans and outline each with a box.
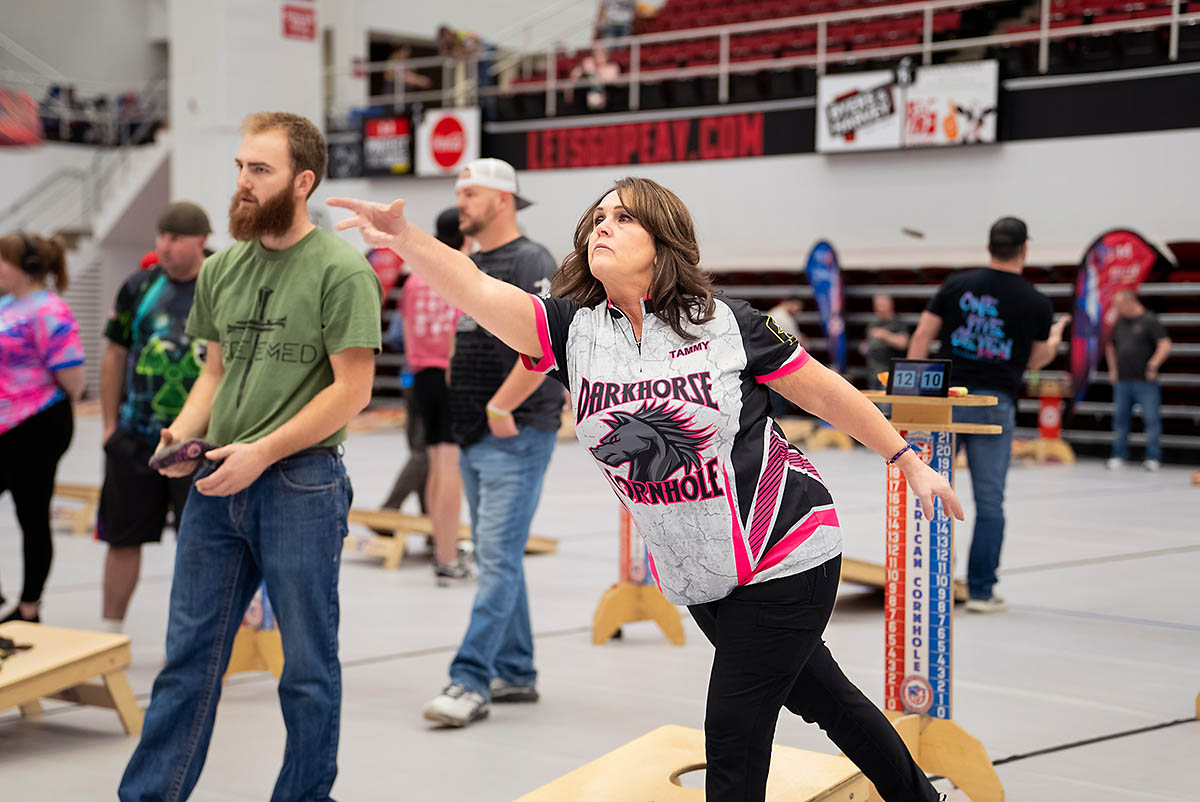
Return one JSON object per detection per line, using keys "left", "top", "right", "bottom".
{"left": 1112, "top": 380, "right": 1162, "bottom": 462}
{"left": 119, "top": 452, "right": 352, "bottom": 802}
{"left": 450, "top": 429, "right": 556, "bottom": 698}
{"left": 953, "top": 391, "right": 1015, "bottom": 601}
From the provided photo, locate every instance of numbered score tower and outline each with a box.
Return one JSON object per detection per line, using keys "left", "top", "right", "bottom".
{"left": 863, "top": 389, "right": 1006, "bottom": 802}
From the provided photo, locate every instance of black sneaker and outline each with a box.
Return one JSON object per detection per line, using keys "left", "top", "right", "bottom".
{"left": 490, "top": 677, "right": 539, "bottom": 703}
{"left": 0, "top": 604, "right": 40, "bottom": 624}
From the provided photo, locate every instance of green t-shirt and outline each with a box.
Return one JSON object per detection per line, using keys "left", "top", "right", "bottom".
{"left": 186, "top": 228, "right": 382, "bottom": 448}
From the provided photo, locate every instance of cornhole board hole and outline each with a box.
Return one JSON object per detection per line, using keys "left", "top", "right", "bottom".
{"left": 515, "top": 725, "right": 869, "bottom": 801}
{"left": 344, "top": 508, "right": 557, "bottom": 570}
{"left": 0, "top": 621, "right": 143, "bottom": 735}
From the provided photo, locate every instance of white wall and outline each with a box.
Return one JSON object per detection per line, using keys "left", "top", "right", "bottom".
{"left": 168, "top": 0, "right": 325, "bottom": 251}
{"left": 0, "top": 0, "right": 156, "bottom": 91}
{"left": 318, "top": 128, "right": 1200, "bottom": 270}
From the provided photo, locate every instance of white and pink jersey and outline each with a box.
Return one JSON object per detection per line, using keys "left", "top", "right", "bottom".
{"left": 521, "top": 294, "right": 842, "bottom": 606}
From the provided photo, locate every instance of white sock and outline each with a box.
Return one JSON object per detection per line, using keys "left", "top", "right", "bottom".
{"left": 102, "top": 617, "right": 124, "bottom": 634}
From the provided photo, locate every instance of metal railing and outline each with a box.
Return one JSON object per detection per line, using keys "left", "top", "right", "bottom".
{"left": 0, "top": 77, "right": 169, "bottom": 237}
{"left": 329, "top": 0, "right": 1200, "bottom": 118}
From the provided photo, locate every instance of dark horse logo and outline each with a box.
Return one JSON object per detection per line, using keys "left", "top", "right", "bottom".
{"left": 590, "top": 402, "right": 714, "bottom": 483}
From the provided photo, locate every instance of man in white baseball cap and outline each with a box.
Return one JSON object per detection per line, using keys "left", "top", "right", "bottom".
{"left": 455, "top": 157, "right": 533, "bottom": 211}
{"left": 421, "top": 154, "right": 562, "bottom": 728}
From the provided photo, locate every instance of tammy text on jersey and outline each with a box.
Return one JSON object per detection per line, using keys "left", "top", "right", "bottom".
{"left": 576, "top": 371, "right": 719, "bottom": 424}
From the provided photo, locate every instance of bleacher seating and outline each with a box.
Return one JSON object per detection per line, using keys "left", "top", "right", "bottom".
{"left": 496, "top": 0, "right": 1200, "bottom": 120}
{"left": 710, "top": 263, "right": 1200, "bottom": 463}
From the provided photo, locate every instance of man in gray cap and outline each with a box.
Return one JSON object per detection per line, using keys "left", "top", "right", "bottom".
{"left": 97, "top": 200, "right": 212, "bottom": 633}
{"left": 908, "top": 216, "right": 1069, "bottom": 614}
{"left": 422, "top": 158, "right": 563, "bottom": 727}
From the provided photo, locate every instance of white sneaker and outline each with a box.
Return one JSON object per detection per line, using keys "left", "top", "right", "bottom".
{"left": 422, "top": 684, "right": 489, "bottom": 727}
{"left": 1106, "top": 458, "right": 1124, "bottom": 471}
{"left": 965, "top": 596, "right": 1007, "bottom": 614}
{"left": 1143, "top": 460, "right": 1161, "bottom": 472}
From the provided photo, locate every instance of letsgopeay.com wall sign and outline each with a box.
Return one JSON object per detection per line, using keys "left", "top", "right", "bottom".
{"left": 484, "top": 100, "right": 816, "bottom": 170}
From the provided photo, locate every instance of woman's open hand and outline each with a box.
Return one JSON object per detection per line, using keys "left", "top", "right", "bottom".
{"left": 896, "top": 450, "right": 965, "bottom": 522}
{"left": 327, "top": 197, "right": 409, "bottom": 250}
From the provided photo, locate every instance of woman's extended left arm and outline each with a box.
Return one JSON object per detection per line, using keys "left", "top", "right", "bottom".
{"left": 769, "top": 360, "right": 964, "bottom": 520}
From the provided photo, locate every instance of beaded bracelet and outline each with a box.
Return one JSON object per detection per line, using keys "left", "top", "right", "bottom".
{"left": 886, "top": 444, "right": 914, "bottom": 464}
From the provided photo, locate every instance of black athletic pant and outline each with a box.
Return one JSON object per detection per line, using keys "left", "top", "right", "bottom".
{"left": 688, "top": 555, "right": 939, "bottom": 802}
{"left": 0, "top": 398, "right": 74, "bottom": 604}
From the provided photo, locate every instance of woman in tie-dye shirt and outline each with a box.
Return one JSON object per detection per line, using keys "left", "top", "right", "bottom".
{"left": 0, "top": 233, "right": 85, "bottom": 623}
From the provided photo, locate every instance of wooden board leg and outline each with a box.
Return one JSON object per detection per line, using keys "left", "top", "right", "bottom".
{"left": 593, "top": 583, "right": 640, "bottom": 645}
{"left": 917, "top": 717, "right": 1004, "bottom": 802}
{"left": 19, "top": 699, "right": 44, "bottom": 719}
{"left": 382, "top": 537, "right": 406, "bottom": 571}
{"left": 257, "top": 630, "right": 285, "bottom": 680}
{"left": 639, "top": 585, "right": 685, "bottom": 646}
{"left": 102, "top": 670, "right": 144, "bottom": 736}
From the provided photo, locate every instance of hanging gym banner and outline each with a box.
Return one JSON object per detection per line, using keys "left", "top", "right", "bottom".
{"left": 816, "top": 59, "right": 998, "bottom": 153}
{"left": 0, "top": 88, "right": 43, "bottom": 146}
{"left": 804, "top": 240, "right": 846, "bottom": 373}
{"left": 485, "top": 103, "right": 815, "bottom": 170}
{"left": 1069, "top": 229, "right": 1172, "bottom": 407}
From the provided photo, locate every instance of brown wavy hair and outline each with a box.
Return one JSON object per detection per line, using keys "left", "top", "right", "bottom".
{"left": 551, "top": 177, "right": 715, "bottom": 341}
{"left": 0, "top": 232, "right": 69, "bottom": 291}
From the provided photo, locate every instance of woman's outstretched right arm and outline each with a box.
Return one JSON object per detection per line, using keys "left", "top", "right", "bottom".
{"left": 328, "top": 197, "right": 543, "bottom": 359}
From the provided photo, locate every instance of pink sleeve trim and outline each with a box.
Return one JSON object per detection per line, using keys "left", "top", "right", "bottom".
{"left": 755, "top": 348, "right": 810, "bottom": 384}
{"left": 518, "top": 294, "right": 557, "bottom": 374}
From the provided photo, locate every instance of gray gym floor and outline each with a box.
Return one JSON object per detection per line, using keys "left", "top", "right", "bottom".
{"left": 1, "top": 411, "right": 1197, "bottom": 801}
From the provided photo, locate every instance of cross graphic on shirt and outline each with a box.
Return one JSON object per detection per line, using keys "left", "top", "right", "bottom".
{"left": 226, "top": 286, "right": 287, "bottom": 408}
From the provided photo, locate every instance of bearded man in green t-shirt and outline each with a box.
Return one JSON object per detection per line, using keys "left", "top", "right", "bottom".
{"left": 120, "top": 112, "right": 381, "bottom": 802}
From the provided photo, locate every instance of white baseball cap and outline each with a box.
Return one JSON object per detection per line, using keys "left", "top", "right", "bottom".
{"left": 454, "top": 158, "right": 533, "bottom": 210}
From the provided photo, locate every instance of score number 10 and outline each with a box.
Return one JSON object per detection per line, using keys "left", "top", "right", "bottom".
{"left": 893, "top": 368, "right": 944, "bottom": 391}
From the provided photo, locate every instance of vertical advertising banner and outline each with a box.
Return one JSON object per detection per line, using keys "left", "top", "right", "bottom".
{"left": 885, "top": 430, "right": 954, "bottom": 720}
{"left": 804, "top": 241, "right": 846, "bottom": 373}
{"left": 1070, "top": 230, "right": 1171, "bottom": 406}
{"left": 415, "top": 108, "right": 481, "bottom": 177}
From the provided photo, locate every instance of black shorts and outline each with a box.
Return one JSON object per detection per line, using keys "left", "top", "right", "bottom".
{"left": 412, "top": 367, "right": 453, "bottom": 445}
{"left": 98, "top": 428, "right": 196, "bottom": 546}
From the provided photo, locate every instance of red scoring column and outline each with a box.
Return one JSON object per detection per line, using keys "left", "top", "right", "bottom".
{"left": 884, "top": 457, "right": 907, "bottom": 712}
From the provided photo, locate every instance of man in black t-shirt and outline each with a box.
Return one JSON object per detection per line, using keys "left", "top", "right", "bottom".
{"left": 98, "top": 201, "right": 211, "bottom": 634}
{"left": 1106, "top": 289, "right": 1171, "bottom": 471}
{"left": 423, "top": 159, "right": 563, "bottom": 728}
{"left": 909, "top": 217, "right": 1069, "bottom": 613}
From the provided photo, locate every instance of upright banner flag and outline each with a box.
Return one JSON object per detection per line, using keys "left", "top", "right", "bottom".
{"left": 804, "top": 241, "right": 846, "bottom": 373}
{"left": 1070, "top": 230, "right": 1172, "bottom": 406}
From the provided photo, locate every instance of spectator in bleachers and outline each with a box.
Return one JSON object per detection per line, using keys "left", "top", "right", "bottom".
{"left": 567, "top": 46, "right": 621, "bottom": 111}
{"left": 908, "top": 217, "right": 1069, "bottom": 614}
{"left": 0, "top": 233, "right": 85, "bottom": 624}
{"left": 383, "top": 45, "right": 433, "bottom": 100}
{"left": 595, "top": 0, "right": 637, "bottom": 40}
{"left": 860, "top": 293, "right": 909, "bottom": 390}
{"left": 1106, "top": 289, "right": 1171, "bottom": 472}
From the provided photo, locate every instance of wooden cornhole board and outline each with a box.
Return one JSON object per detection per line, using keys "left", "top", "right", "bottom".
{"left": 53, "top": 483, "right": 101, "bottom": 536}
{"left": 344, "top": 508, "right": 557, "bottom": 570}
{"left": 0, "top": 621, "right": 143, "bottom": 735}
{"left": 840, "top": 556, "right": 968, "bottom": 603}
{"left": 515, "top": 724, "right": 868, "bottom": 802}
